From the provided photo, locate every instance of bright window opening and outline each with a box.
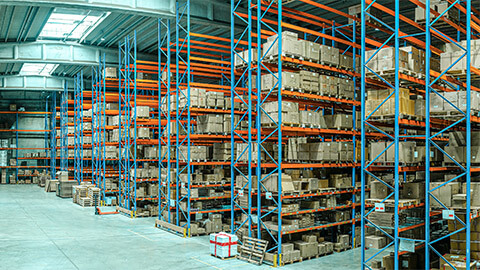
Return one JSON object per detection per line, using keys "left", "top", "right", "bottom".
{"left": 39, "top": 8, "right": 108, "bottom": 40}
{"left": 20, "top": 64, "right": 58, "bottom": 76}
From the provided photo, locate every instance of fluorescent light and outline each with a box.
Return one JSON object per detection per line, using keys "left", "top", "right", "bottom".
{"left": 20, "top": 64, "right": 58, "bottom": 76}
{"left": 39, "top": 8, "right": 108, "bottom": 41}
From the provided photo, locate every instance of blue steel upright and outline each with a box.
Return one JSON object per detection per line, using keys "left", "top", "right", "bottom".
{"left": 92, "top": 60, "right": 100, "bottom": 188}
{"left": 230, "top": 0, "right": 254, "bottom": 239}
{"left": 74, "top": 71, "right": 84, "bottom": 184}
{"left": 425, "top": 1, "right": 473, "bottom": 269}
{"left": 361, "top": 1, "right": 401, "bottom": 269}
{"left": 50, "top": 92, "right": 56, "bottom": 178}
{"left": 119, "top": 33, "right": 137, "bottom": 215}
{"left": 60, "top": 81, "right": 68, "bottom": 172}
{"left": 256, "top": 0, "right": 283, "bottom": 264}
{"left": 158, "top": 17, "right": 172, "bottom": 222}
{"left": 175, "top": 0, "right": 192, "bottom": 234}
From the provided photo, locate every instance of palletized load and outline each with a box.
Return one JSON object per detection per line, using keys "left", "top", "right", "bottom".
{"left": 430, "top": 91, "right": 480, "bottom": 115}
{"left": 178, "top": 145, "right": 209, "bottom": 161}
{"left": 234, "top": 48, "right": 258, "bottom": 68}
{"left": 197, "top": 114, "right": 224, "bottom": 134}
{"left": 261, "top": 71, "right": 300, "bottom": 91}
{"left": 178, "top": 88, "right": 207, "bottom": 108}
{"left": 415, "top": 0, "right": 456, "bottom": 23}
{"left": 261, "top": 101, "right": 300, "bottom": 126}
{"left": 365, "top": 46, "right": 429, "bottom": 75}
{"left": 206, "top": 91, "right": 225, "bottom": 108}
{"left": 365, "top": 88, "right": 417, "bottom": 118}
{"left": 299, "top": 70, "right": 319, "bottom": 92}
{"left": 264, "top": 31, "right": 303, "bottom": 59}
{"left": 369, "top": 141, "right": 416, "bottom": 164}
{"left": 132, "top": 106, "right": 150, "bottom": 118}
{"left": 212, "top": 143, "right": 232, "bottom": 161}
{"left": 287, "top": 139, "right": 354, "bottom": 162}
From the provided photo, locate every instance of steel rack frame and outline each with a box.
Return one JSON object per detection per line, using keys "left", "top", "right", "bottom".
{"left": 155, "top": 0, "right": 234, "bottom": 235}
{"left": 158, "top": 18, "right": 172, "bottom": 223}
{"left": 60, "top": 81, "right": 69, "bottom": 172}
{"left": 175, "top": 0, "right": 192, "bottom": 233}
{"left": 232, "top": 1, "right": 364, "bottom": 266}
{"left": 360, "top": 2, "right": 402, "bottom": 269}
{"left": 255, "top": 0, "right": 284, "bottom": 261}
{"left": 50, "top": 92, "right": 57, "bottom": 178}
{"left": 74, "top": 71, "right": 84, "bottom": 184}
{"left": 230, "top": 0, "right": 254, "bottom": 241}
{"left": 119, "top": 33, "right": 137, "bottom": 214}
{"left": 92, "top": 55, "right": 107, "bottom": 200}
{"left": 360, "top": 1, "right": 477, "bottom": 269}
{"left": 425, "top": 1, "right": 473, "bottom": 269}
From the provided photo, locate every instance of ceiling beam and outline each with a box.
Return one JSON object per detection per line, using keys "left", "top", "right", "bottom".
{"left": 0, "top": 41, "right": 156, "bottom": 66}
{"left": 0, "top": 0, "right": 231, "bottom": 24}
{"left": 0, "top": 75, "right": 74, "bottom": 91}
{"left": 0, "top": 0, "right": 176, "bottom": 18}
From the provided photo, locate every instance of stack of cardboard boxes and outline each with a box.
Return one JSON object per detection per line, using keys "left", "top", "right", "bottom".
{"left": 449, "top": 214, "right": 480, "bottom": 261}
{"left": 365, "top": 46, "right": 430, "bottom": 75}
{"left": 430, "top": 91, "right": 480, "bottom": 115}
{"left": 287, "top": 139, "right": 355, "bottom": 162}
{"left": 441, "top": 39, "right": 480, "bottom": 72}
{"left": 365, "top": 88, "right": 418, "bottom": 118}
{"left": 260, "top": 71, "right": 355, "bottom": 99}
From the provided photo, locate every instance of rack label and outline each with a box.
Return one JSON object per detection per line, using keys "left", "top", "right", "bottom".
{"left": 238, "top": 190, "right": 244, "bottom": 197}
{"left": 266, "top": 192, "right": 272, "bottom": 200}
{"left": 374, "top": 203, "right": 385, "bottom": 212}
{"left": 443, "top": 210, "right": 455, "bottom": 220}
{"left": 399, "top": 239, "right": 415, "bottom": 253}
{"left": 170, "top": 199, "right": 175, "bottom": 207}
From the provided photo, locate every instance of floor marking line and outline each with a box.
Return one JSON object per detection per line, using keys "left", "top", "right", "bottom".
{"left": 127, "top": 229, "right": 154, "bottom": 241}
{"left": 191, "top": 257, "right": 223, "bottom": 270}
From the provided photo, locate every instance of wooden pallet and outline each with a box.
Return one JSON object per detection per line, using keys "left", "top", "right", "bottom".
{"left": 210, "top": 254, "right": 236, "bottom": 260}
{"left": 238, "top": 236, "right": 269, "bottom": 265}
{"left": 282, "top": 258, "right": 303, "bottom": 265}
{"left": 335, "top": 246, "right": 352, "bottom": 252}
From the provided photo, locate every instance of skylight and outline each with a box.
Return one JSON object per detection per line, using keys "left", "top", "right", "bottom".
{"left": 20, "top": 64, "right": 58, "bottom": 76}
{"left": 39, "top": 8, "right": 108, "bottom": 41}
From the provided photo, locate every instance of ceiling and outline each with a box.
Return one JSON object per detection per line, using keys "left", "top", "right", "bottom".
{"left": 0, "top": 0, "right": 478, "bottom": 79}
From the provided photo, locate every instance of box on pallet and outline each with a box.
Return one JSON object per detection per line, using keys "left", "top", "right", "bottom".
{"left": 209, "top": 232, "right": 238, "bottom": 258}
{"left": 264, "top": 31, "right": 302, "bottom": 59}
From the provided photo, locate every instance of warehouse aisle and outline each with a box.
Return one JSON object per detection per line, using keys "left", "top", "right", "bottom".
{"left": 0, "top": 185, "right": 364, "bottom": 270}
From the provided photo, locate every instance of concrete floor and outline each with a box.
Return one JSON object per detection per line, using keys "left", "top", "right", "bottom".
{"left": 0, "top": 185, "right": 368, "bottom": 270}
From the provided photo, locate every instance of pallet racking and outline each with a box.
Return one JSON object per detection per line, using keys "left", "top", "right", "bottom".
{"left": 55, "top": 80, "right": 72, "bottom": 180}
{"left": 118, "top": 31, "right": 160, "bottom": 217}
{"left": 360, "top": 1, "right": 478, "bottom": 269}
{"left": 0, "top": 107, "right": 53, "bottom": 184}
{"left": 230, "top": 0, "right": 372, "bottom": 266}
{"left": 156, "top": 1, "right": 236, "bottom": 235}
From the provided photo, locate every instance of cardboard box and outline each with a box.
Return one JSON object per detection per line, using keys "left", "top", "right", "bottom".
{"left": 365, "top": 235, "right": 386, "bottom": 249}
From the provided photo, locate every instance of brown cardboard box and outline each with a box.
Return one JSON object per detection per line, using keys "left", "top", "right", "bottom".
{"left": 383, "top": 253, "right": 394, "bottom": 270}
{"left": 300, "top": 200, "right": 320, "bottom": 210}
{"left": 302, "top": 234, "right": 317, "bottom": 243}
{"left": 371, "top": 180, "right": 389, "bottom": 199}
{"left": 319, "top": 179, "right": 329, "bottom": 188}
{"left": 365, "top": 235, "right": 386, "bottom": 249}
{"left": 430, "top": 182, "right": 461, "bottom": 208}
{"left": 402, "top": 182, "right": 425, "bottom": 199}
